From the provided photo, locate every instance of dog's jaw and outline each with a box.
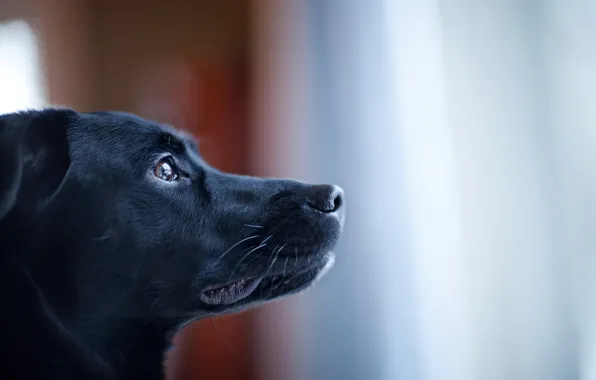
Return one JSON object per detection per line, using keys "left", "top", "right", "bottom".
{"left": 277, "top": 252, "right": 335, "bottom": 299}
{"left": 313, "top": 252, "right": 335, "bottom": 285}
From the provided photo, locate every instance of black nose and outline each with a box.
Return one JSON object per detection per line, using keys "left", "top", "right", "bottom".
{"left": 306, "top": 184, "right": 344, "bottom": 214}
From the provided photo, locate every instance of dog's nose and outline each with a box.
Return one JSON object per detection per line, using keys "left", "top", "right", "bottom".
{"left": 306, "top": 184, "right": 344, "bottom": 214}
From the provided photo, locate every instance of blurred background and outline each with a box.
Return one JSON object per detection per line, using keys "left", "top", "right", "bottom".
{"left": 1, "top": 0, "right": 595, "bottom": 379}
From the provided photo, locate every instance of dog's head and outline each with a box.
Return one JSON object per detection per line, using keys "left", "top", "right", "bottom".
{"left": 0, "top": 109, "right": 344, "bottom": 325}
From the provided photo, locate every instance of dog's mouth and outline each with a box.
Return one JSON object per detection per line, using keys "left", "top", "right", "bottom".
{"left": 199, "top": 277, "right": 264, "bottom": 305}
{"left": 199, "top": 253, "right": 334, "bottom": 306}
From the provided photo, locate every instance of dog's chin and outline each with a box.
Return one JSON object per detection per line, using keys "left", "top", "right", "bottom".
{"left": 197, "top": 252, "right": 335, "bottom": 312}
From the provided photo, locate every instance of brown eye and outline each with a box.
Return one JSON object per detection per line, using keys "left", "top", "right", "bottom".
{"left": 154, "top": 158, "right": 178, "bottom": 182}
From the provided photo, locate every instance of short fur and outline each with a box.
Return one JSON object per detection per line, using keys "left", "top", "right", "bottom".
{"left": 0, "top": 109, "right": 345, "bottom": 380}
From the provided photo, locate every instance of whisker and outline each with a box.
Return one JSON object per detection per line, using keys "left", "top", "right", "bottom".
{"left": 93, "top": 233, "right": 111, "bottom": 242}
{"left": 244, "top": 224, "right": 263, "bottom": 229}
{"left": 270, "top": 244, "right": 280, "bottom": 258}
{"left": 286, "top": 271, "right": 302, "bottom": 284}
{"left": 307, "top": 256, "right": 316, "bottom": 278}
{"left": 278, "top": 244, "right": 287, "bottom": 256}
{"left": 266, "top": 245, "right": 285, "bottom": 297}
{"left": 281, "top": 257, "right": 289, "bottom": 283}
{"left": 270, "top": 244, "right": 284, "bottom": 264}
{"left": 230, "top": 241, "right": 270, "bottom": 278}
{"left": 215, "top": 235, "right": 260, "bottom": 263}
{"left": 245, "top": 250, "right": 267, "bottom": 266}
{"left": 281, "top": 271, "right": 301, "bottom": 290}
{"left": 261, "top": 252, "right": 279, "bottom": 282}
{"left": 243, "top": 237, "right": 275, "bottom": 268}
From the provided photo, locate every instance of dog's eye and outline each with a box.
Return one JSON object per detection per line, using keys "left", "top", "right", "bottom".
{"left": 154, "top": 158, "right": 178, "bottom": 182}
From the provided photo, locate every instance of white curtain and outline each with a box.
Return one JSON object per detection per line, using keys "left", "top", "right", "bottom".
{"left": 254, "top": 0, "right": 596, "bottom": 379}
{"left": 0, "top": 20, "right": 46, "bottom": 114}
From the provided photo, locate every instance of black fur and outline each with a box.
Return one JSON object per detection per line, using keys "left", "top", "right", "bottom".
{"left": 0, "top": 109, "right": 345, "bottom": 380}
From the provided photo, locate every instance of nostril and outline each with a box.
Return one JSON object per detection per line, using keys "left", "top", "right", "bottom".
{"left": 306, "top": 184, "right": 344, "bottom": 213}
{"left": 331, "top": 189, "right": 343, "bottom": 212}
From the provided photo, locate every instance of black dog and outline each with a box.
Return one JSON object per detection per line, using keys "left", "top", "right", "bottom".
{"left": 0, "top": 109, "right": 345, "bottom": 380}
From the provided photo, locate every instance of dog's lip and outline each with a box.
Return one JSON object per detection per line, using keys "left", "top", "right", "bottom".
{"left": 199, "top": 253, "right": 336, "bottom": 307}
{"left": 261, "top": 252, "right": 335, "bottom": 290}
{"left": 199, "top": 277, "right": 264, "bottom": 305}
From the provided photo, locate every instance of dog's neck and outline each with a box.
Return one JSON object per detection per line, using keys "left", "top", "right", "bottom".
{"left": 10, "top": 262, "right": 175, "bottom": 380}
{"left": 77, "top": 315, "right": 173, "bottom": 380}
{"left": 1, "top": 224, "right": 181, "bottom": 380}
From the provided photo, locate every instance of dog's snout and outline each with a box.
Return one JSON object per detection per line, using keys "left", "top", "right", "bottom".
{"left": 306, "top": 184, "right": 344, "bottom": 214}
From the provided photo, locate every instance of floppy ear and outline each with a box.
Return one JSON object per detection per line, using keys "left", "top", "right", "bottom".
{"left": 0, "top": 117, "right": 26, "bottom": 221}
{"left": 0, "top": 109, "right": 72, "bottom": 220}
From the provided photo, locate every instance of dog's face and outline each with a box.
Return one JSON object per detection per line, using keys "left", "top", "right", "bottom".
{"left": 0, "top": 109, "right": 344, "bottom": 325}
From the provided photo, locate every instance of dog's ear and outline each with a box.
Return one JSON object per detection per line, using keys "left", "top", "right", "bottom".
{"left": 0, "top": 109, "right": 73, "bottom": 220}
{"left": 0, "top": 117, "right": 26, "bottom": 221}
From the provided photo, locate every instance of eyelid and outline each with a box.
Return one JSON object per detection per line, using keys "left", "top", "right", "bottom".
{"left": 164, "top": 156, "right": 176, "bottom": 166}
{"left": 155, "top": 154, "right": 176, "bottom": 167}
{"left": 160, "top": 154, "right": 191, "bottom": 179}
